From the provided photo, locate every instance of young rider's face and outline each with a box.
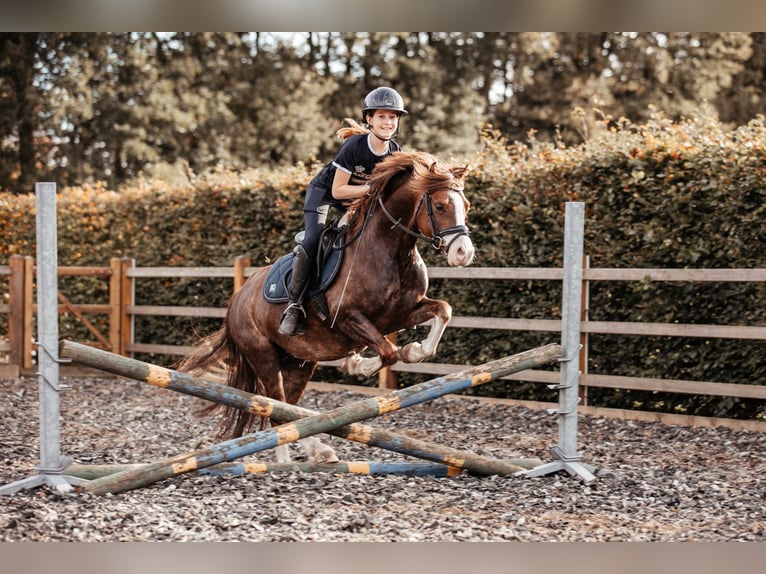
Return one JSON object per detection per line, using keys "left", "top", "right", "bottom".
{"left": 367, "top": 110, "right": 400, "bottom": 139}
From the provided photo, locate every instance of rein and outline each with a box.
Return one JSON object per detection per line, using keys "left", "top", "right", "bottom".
{"left": 331, "top": 192, "right": 378, "bottom": 251}
{"left": 330, "top": 182, "right": 469, "bottom": 327}
{"left": 376, "top": 189, "right": 470, "bottom": 251}
{"left": 329, "top": 194, "right": 379, "bottom": 327}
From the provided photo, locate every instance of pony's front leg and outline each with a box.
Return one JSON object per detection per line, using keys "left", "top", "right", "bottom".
{"left": 337, "top": 310, "right": 400, "bottom": 377}
{"left": 399, "top": 298, "right": 452, "bottom": 364}
{"left": 338, "top": 352, "right": 384, "bottom": 378}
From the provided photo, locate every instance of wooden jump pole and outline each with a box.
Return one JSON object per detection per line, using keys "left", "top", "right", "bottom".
{"left": 61, "top": 340, "right": 560, "bottom": 481}
{"left": 65, "top": 461, "right": 463, "bottom": 478}
{"left": 66, "top": 457, "right": 542, "bottom": 480}
{"left": 67, "top": 343, "right": 562, "bottom": 495}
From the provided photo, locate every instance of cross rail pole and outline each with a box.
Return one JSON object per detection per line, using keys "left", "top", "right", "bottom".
{"left": 61, "top": 341, "right": 559, "bottom": 481}
{"left": 71, "top": 343, "right": 563, "bottom": 495}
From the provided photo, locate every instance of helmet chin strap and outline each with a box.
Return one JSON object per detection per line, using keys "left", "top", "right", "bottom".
{"left": 368, "top": 122, "right": 402, "bottom": 143}
{"left": 365, "top": 112, "right": 401, "bottom": 143}
{"left": 368, "top": 126, "right": 394, "bottom": 142}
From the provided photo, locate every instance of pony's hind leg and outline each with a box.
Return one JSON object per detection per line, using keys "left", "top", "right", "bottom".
{"left": 297, "top": 437, "right": 339, "bottom": 463}
{"left": 278, "top": 356, "right": 339, "bottom": 464}
{"left": 273, "top": 427, "right": 292, "bottom": 463}
{"left": 234, "top": 339, "right": 298, "bottom": 463}
{"left": 271, "top": 431, "right": 339, "bottom": 464}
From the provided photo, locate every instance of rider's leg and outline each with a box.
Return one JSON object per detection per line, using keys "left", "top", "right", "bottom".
{"left": 279, "top": 244, "right": 312, "bottom": 336}
{"left": 279, "top": 203, "right": 326, "bottom": 336}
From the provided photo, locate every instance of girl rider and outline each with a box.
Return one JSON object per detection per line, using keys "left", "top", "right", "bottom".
{"left": 279, "top": 86, "right": 408, "bottom": 336}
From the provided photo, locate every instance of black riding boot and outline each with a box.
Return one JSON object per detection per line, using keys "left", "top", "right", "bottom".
{"left": 279, "top": 245, "right": 311, "bottom": 336}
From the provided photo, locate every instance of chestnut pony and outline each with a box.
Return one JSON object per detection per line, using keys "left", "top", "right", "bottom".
{"left": 178, "top": 151, "right": 475, "bottom": 463}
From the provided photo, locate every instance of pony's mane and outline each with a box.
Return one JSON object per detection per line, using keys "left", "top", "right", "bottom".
{"left": 345, "top": 151, "right": 469, "bottom": 231}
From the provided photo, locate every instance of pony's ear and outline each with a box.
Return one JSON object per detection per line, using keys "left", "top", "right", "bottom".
{"left": 451, "top": 165, "right": 470, "bottom": 180}
{"left": 428, "top": 161, "right": 438, "bottom": 173}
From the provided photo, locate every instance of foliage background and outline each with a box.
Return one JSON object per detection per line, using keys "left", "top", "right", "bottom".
{"left": 2, "top": 33, "right": 765, "bottom": 193}
{"left": 1, "top": 110, "right": 764, "bottom": 419}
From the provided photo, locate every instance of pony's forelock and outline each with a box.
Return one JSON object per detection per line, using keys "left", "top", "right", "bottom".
{"left": 371, "top": 151, "right": 466, "bottom": 195}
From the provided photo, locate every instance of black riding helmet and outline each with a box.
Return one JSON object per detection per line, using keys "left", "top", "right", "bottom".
{"left": 361, "top": 87, "right": 409, "bottom": 121}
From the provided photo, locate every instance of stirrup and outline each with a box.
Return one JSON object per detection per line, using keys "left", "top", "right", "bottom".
{"left": 285, "top": 302, "right": 305, "bottom": 316}
{"left": 279, "top": 303, "right": 306, "bottom": 336}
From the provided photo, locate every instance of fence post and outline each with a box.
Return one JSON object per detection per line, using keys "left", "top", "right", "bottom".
{"left": 108, "top": 258, "right": 122, "bottom": 353}
{"left": 8, "top": 255, "right": 25, "bottom": 369}
{"left": 119, "top": 258, "right": 135, "bottom": 356}
{"left": 22, "top": 256, "right": 34, "bottom": 369}
{"left": 378, "top": 333, "right": 398, "bottom": 389}
{"left": 233, "top": 256, "right": 250, "bottom": 293}
{"left": 7, "top": 255, "right": 33, "bottom": 369}
{"left": 579, "top": 255, "right": 590, "bottom": 406}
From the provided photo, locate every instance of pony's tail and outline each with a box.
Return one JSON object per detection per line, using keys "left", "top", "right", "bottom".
{"left": 176, "top": 328, "right": 229, "bottom": 380}
{"left": 336, "top": 118, "right": 368, "bottom": 140}
{"left": 175, "top": 326, "right": 262, "bottom": 439}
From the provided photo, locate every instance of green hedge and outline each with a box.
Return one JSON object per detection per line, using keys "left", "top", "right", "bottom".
{"left": 452, "top": 112, "right": 766, "bottom": 418}
{"left": 1, "top": 111, "right": 764, "bottom": 419}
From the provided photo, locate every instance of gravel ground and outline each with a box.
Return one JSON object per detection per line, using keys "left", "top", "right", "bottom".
{"left": 0, "top": 374, "right": 764, "bottom": 542}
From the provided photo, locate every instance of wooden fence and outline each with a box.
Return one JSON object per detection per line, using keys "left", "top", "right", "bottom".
{"left": 2, "top": 254, "right": 765, "bottom": 422}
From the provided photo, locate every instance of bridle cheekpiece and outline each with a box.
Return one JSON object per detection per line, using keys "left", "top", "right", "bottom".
{"left": 376, "top": 187, "right": 470, "bottom": 252}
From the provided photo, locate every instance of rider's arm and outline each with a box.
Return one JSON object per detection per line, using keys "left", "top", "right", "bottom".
{"left": 331, "top": 169, "right": 369, "bottom": 201}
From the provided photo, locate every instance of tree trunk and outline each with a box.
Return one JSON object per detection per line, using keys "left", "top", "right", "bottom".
{"left": 10, "top": 34, "right": 38, "bottom": 194}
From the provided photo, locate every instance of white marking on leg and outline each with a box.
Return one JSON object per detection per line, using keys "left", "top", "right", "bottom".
{"left": 400, "top": 316, "right": 447, "bottom": 363}
{"left": 298, "top": 437, "right": 339, "bottom": 463}
{"left": 339, "top": 353, "right": 383, "bottom": 378}
{"left": 275, "top": 444, "right": 291, "bottom": 463}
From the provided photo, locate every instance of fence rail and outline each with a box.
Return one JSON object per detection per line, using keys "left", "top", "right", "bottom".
{"left": 2, "top": 255, "right": 765, "bottom": 413}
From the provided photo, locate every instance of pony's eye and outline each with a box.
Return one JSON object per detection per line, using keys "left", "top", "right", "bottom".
{"left": 434, "top": 202, "right": 447, "bottom": 213}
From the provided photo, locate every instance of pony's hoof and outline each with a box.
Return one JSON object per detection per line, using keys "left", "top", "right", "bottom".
{"left": 275, "top": 445, "right": 292, "bottom": 464}
{"left": 315, "top": 451, "right": 340, "bottom": 464}
{"left": 339, "top": 354, "right": 382, "bottom": 377}
{"left": 312, "top": 444, "right": 339, "bottom": 464}
{"left": 400, "top": 342, "right": 426, "bottom": 363}
{"left": 299, "top": 437, "right": 339, "bottom": 463}
{"left": 337, "top": 355, "right": 356, "bottom": 374}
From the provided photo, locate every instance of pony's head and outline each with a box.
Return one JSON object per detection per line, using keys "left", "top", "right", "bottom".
{"left": 361, "top": 151, "right": 474, "bottom": 267}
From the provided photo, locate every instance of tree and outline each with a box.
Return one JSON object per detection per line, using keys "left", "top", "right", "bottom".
{"left": 388, "top": 33, "right": 485, "bottom": 159}
{"left": 0, "top": 33, "right": 45, "bottom": 192}
{"left": 0, "top": 32, "right": 763, "bottom": 192}
{"left": 716, "top": 32, "right": 766, "bottom": 123}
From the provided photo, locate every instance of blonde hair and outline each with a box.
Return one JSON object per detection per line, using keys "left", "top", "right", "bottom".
{"left": 335, "top": 118, "right": 369, "bottom": 141}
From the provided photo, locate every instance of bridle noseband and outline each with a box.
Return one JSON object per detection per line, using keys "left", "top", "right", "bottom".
{"left": 376, "top": 188, "right": 470, "bottom": 252}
